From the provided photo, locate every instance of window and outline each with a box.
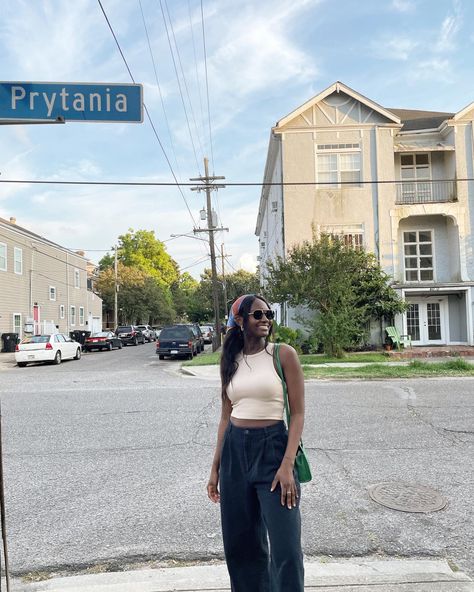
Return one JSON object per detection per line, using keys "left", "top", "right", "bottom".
{"left": 13, "top": 313, "right": 21, "bottom": 338}
{"left": 0, "top": 243, "right": 6, "bottom": 271}
{"left": 49, "top": 286, "right": 57, "bottom": 301}
{"left": 400, "top": 153, "right": 431, "bottom": 201}
{"left": 342, "top": 233, "right": 364, "bottom": 250}
{"left": 79, "top": 307, "right": 85, "bottom": 326}
{"left": 74, "top": 269, "right": 80, "bottom": 288}
{"left": 59, "top": 305, "right": 65, "bottom": 319}
{"left": 271, "top": 201, "right": 278, "bottom": 212}
{"left": 14, "top": 247, "right": 22, "bottom": 274}
{"left": 403, "top": 230, "right": 434, "bottom": 282}
{"left": 322, "top": 225, "right": 364, "bottom": 251}
{"left": 316, "top": 143, "right": 361, "bottom": 187}
{"left": 70, "top": 305, "right": 76, "bottom": 326}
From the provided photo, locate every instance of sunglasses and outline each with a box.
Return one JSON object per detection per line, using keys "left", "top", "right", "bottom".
{"left": 248, "top": 309, "right": 275, "bottom": 321}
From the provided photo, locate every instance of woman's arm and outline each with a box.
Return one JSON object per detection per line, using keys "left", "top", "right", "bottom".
{"left": 271, "top": 343, "right": 305, "bottom": 509}
{"left": 207, "top": 394, "right": 232, "bottom": 503}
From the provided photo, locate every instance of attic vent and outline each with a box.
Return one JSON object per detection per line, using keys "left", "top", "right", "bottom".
{"left": 271, "top": 201, "right": 278, "bottom": 212}
{"left": 260, "top": 242, "right": 266, "bottom": 249}
{"left": 317, "top": 143, "right": 359, "bottom": 150}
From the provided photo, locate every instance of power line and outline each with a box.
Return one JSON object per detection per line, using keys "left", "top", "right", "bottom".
{"left": 1, "top": 178, "right": 473, "bottom": 187}
{"left": 138, "top": 0, "right": 182, "bottom": 181}
{"left": 200, "top": 0, "right": 214, "bottom": 173}
{"left": 158, "top": 0, "right": 201, "bottom": 174}
{"left": 188, "top": 0, "right": 205, "bottom": 151}
{"left": 96, "top": 0, "right": 197, "bottom": 228}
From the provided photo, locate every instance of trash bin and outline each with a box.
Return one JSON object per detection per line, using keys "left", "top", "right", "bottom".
{"left": 70, "top": 331, "right": 90, "bottom": 345}
{"left": 1, "top": 333, "right": 19, "bottom": 353}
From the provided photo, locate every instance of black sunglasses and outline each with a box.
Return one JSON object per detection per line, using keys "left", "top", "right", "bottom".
{"left": 248, "top": 309, "right": 275, "bottom": 320}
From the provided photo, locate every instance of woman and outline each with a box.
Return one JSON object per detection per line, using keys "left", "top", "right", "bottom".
{"left": 207, "top": 294, "right": 305, "bottom": 591}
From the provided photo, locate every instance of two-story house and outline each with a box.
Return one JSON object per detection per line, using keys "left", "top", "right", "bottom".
{"left": 0, "top": 216, "right": 102, "bottom": 341}
{"left": 256, "top": 81, "right": 474, "bottom": 346}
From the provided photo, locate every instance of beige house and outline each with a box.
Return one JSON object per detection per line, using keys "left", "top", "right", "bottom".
{"left": 0, "top": 216, "right": 102, "bottom": 342}
{"left": 256, "top": 81, "right": 474, "bottom": 346}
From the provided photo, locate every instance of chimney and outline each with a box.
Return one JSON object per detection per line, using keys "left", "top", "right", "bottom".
{"left": 9, "top": 217, "right": 16, "bottom": 224}
{"left": 76, "top": 250, "right": 85, "bottom": 257}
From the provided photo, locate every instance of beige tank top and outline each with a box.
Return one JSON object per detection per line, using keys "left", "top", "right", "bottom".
{"left": 226, "top": 343, "right": 284, "bottom": 420}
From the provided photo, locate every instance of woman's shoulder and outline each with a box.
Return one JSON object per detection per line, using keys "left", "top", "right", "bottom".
{"left": 274, "top": 342, "right": 299, "bottom": 363}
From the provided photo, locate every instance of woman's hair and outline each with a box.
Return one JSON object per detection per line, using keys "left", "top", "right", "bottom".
{"left": 220, "top": 294, "right": 273, "bottom": 400}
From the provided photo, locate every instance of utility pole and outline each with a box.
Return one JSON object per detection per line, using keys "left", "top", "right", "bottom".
{"left": 190, "top": 158, "right": 227, "bottom": 351}
{"left": 114, "top": 246, "right": 118, "bottom": 330}
{"left": 220, "top": 243, "right": 229, "bottom": 319}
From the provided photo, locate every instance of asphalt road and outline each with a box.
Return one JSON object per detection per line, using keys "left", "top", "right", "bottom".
{"left": 0, "top": 344, "right": 473, "bottom": 578}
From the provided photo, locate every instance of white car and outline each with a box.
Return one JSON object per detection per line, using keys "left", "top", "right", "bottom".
{"left": 15, "top": 334, "right": 82, "bottom": 367}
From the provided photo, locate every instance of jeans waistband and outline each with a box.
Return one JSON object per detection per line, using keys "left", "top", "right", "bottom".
{"left": 227, "top": 420, "right": 285, "bottom": 437}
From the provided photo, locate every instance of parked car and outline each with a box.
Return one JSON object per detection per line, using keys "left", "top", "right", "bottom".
{"left": 176, "top": 324, "right": 204, "bottom": 353}
{"left": 199, "top": 324, "right": 214, "bottom": 344}
{"left": 136, "top": 325, "right": 156, "bottom": 342}
{"left": 156, "top": 325, "right": 199, "bottom": 360}
{"left": 152, "top": 326, "right": 162, "bottom": 338}
{"left": 116, "top": 325, "right": 146, "bottom": 346}
{"left": 15, "top": 334, "right": 82, "bottom": 367}
{"left": 84, "top": 331, "right": 123, "bottom": 352}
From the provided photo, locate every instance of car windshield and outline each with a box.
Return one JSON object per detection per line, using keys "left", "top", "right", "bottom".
{"left": 21, "top": 335, "right": 50, "bottom": 343}
{"left": 117, "top": 327, "right": 132, "bottom": 332}
{"left": 136, "top": 326, "right": 147, "bottom": 330}
{"left": 160, "top": 327, "right": 191, "bottom": 339}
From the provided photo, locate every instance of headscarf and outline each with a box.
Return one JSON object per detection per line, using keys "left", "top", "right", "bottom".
{"left": 226, "top": 294, "right": 254, "bottom": 328}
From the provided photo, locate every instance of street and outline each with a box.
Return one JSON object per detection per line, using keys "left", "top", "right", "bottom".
{"left": 0, "top": 344, "right": 473, "bottom": 579}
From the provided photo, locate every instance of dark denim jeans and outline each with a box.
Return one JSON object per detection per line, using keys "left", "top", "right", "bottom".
{"left": 220, "top": 421, "right": 304, "bottom": 592}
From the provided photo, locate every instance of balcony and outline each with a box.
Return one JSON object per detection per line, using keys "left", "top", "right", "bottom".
{"left": 395, "top": 181, "right": 457, "bottom": 205}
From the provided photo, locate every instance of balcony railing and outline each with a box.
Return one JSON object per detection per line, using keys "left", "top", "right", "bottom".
{"left": 395, "top": 180, "right": 457, "bottom": 205}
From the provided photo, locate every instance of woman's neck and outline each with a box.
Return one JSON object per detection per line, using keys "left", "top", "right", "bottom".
{"left": 243, "top": 337, "right": 266, "bottom": 355}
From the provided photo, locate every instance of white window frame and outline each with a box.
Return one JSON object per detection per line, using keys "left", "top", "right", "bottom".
{"left": 0, "top": 243, "right": 6, "bottom": 271}
{"left": 79, "top": 307, "right": 85, "bottom": 326}
{"left": 316, "top": 143, "right": 362, "bottom": 188}
{"left": 49, "top": 286, "right": 57, "bottom": 301}
{"left": 70, "top": 305, "right": 76, "bottom": 326}
{"left": 59, "top": 304, "right": 65, "bottom": 319}
{"left": 400, "top": 153, "right": 432, "bottom": 201}
{"left": 400, "top": 153, "right": 431, "bottom": 181}
{"left": 322, "top": 225, "right": 365, "bottom": 251}
{"left": 403, "top": 229, "right": 435, "bottom": 282}
{"left": 13, "top": 313, "right": 22, "bottom": 339}
{"left": 14, "top": 247, "right": 22, "bottom": 274}
{"left": 74, "top": 269, "right": 80, "bottom": 288}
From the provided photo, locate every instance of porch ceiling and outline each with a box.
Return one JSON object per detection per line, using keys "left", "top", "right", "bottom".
{"left": 394, "top": 142, "right": 454, "bottom": 152}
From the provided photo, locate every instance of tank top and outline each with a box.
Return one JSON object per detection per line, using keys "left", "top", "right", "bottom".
{"left": 226, "top": 343, "right": 284, "bottom": 420}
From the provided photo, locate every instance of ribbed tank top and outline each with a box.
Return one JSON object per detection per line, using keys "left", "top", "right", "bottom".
{"left": 226, "top": 343, "right": 284, "bottom": 420}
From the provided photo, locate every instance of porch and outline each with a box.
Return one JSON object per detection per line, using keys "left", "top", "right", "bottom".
{"left": 388, "top": 344, "right": 474, "bottom": 359}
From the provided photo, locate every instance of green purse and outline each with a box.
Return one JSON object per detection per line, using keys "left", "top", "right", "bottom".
{"left": 274, "top": 343, "right": 312, "bottom": 483}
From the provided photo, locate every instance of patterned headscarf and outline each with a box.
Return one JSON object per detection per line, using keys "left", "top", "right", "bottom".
{"left": 227, "top": 294, "right": 254, "bottom": 328}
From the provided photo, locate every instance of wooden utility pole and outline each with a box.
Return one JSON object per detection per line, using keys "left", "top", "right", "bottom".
{"left": 220, "top": 243, "right": 229, "bottom": 318}
{"left": 190, "top": 159, "right": 227, "bottom": 351}
{"left": 114, "top": 245, "right": 118, "bottom": 330}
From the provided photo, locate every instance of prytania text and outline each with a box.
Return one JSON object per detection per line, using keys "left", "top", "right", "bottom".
{"left": 10, "top": 86, "right": 128, "bottom": 117}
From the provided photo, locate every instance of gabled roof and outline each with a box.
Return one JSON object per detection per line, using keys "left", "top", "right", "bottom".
{"left": 389, "top": 108, "right": 454, "bottom": 131}
{"left": 453, "top": 101, "right": 474, "bottom": 121}
{"left": 275, "top": 81, "right": 401, "bottom": 128}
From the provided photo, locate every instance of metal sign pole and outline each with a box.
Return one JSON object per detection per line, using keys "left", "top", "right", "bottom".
{"left": 0, "top": 402, "right": 10, "bottom": 592}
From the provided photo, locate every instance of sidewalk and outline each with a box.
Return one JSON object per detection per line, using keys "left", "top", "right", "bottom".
{"left": 13, "top": 557, "right": 474, "bottom": 591}
{"left": 0, "top": 352, "right": 15, "bottom": 371}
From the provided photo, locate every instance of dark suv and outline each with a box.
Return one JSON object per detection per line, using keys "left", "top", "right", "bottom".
{"left": 116, "top": 325, "right": 146, "bottom": 346}
{"left": 156, "top": 325, "right": 198, "bottom": 360}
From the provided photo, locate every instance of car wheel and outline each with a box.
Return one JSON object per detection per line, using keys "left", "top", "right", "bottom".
{"left": 53, "top": 351, "right": 61, "bottom": 365}
{"left": 193, "top": 349, "right": 197, "bottom": 357}
{"left": 133, "top": 338, "right": 138, "bottom": 346}
{"left": 118, "top": 342, "right": 123, "bottom": 349}
{"left": 74, "top": 348, "right": 81, "bottom": 360}
{"left": 17, "top": 362, "right": 27, "bottom": 367}
{"left": 107, "top": 342, "right": 113, "bottom": 351}
{"left": 159, "top": 354, "right": 164, "bottom": 360}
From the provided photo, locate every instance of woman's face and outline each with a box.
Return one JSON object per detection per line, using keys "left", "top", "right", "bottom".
{"left": 245, "top": 298, "right": 273, "bottom": 339}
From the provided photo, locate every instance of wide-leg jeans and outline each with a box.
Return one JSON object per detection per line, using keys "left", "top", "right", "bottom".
{"left": 219, "top": 421, "right": 304, "bottom": 592}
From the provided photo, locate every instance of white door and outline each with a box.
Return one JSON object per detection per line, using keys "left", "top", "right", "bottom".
{"left": 406, "top": 299, "right": 447, "bottom": 345}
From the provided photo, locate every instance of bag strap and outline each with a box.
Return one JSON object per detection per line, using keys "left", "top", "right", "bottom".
{"left": 274, "top": 343, "right": 291, "bottom": 427}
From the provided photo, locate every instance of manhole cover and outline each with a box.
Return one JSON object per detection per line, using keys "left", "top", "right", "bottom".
{"left": 368, "top": 482, "right": 447, "bottom": 513}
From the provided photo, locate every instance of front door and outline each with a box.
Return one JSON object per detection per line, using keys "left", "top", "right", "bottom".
{"left": 405, "top": 299, "right": 447, "bottom": 345}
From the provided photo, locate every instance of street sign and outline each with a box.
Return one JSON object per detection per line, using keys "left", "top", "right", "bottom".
{"left": 0, "top": 81, "right": 143, "bottom": 123}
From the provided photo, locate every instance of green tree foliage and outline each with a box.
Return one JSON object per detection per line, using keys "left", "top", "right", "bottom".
{"left": 170, "top": 272, "right": 199, "bottom": 321}
{"left": 264, "top": 234, "right": 406, "bottom": 357}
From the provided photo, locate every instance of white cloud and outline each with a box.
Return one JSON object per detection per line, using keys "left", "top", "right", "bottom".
{"left": 408, "top": 58, "right": 452, "bottom": 82}
{"left": 239, "top": 252, "right": 257, "bottom": 273}
{"left": 391, "top": 0, "right": 416, "bottom": 12}
{"left": 435, "top": 0, "right": 462, "bottom": 53}
{"left": 372, "top": 36, "right": 418, "bottom": 61}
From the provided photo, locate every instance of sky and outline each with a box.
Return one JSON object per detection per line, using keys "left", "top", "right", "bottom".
{"left": 0, "top": 0, "right": 473, "bottom": 279}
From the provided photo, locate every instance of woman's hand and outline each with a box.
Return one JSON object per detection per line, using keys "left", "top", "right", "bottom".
{"left": 207, "top": 467, "right": 220, "bottom": 503}
{"left": 270, "top": 459, "right": 298, "bottom": 509}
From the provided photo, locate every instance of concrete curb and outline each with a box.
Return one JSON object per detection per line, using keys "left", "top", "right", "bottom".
{"left": 12, "top": 558, "right": 474, "bottom": 591}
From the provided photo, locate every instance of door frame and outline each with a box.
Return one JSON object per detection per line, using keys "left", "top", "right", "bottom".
{"left": 404, "top": 297, "right": 449, "bottom": 345}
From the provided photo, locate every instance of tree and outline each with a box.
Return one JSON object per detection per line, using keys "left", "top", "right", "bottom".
{"left": 170, "top": 272, "right": 199, "bottom": 321}
{"left": 264, "top": 234, "right": 406, "bottom": 357}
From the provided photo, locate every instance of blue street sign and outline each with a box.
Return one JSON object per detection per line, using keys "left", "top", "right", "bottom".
{"left": 0, "top": 81, "right": 143, "bottom": 123}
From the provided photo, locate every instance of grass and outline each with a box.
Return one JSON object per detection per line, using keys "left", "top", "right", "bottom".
{"left": 303, "top": 359, "right": 474, "bottom": 379}
{"left": 182, "top": 350, "right": 389, "bottom": 367}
